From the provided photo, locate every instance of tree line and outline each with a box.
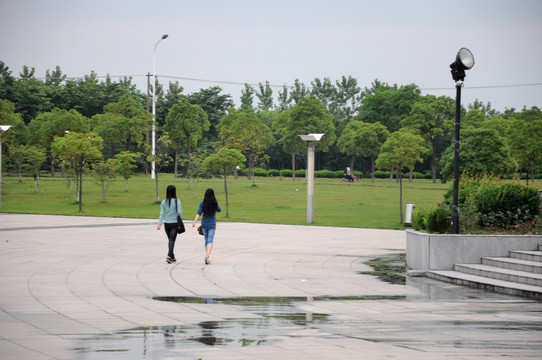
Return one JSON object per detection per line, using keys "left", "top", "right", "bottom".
{"left": 1, "top": 60, "right": 541, "bottom": 195}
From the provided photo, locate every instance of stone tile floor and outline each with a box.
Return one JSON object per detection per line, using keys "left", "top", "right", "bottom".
{"left": 1, "top": 214, "right": 541, "bottom": 359}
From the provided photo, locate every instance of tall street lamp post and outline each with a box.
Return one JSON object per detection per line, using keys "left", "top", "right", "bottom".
{"left": 298, "top": 134, "right": 324, "bottom": 224}
{"left": 449, "top": 47, "right": 475, "bottom": 234}
{"left": 151, "top": 34, "right": 169, "bottom": 179}
{"left": 0, "top": 125, "right": 12, "bottom": 212}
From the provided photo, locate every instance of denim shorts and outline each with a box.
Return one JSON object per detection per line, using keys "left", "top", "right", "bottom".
{"left": 203, "top": 228, "right": 216, "bottom": 246}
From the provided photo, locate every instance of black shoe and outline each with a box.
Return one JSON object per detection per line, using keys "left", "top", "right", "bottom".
{"left": 166, "top": 257, "right": 174, "bottom": 264}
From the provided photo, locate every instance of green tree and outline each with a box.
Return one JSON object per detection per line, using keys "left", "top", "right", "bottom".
{"left": 276, "top": 85, "right": 292, "bottom": 112}
{"left": 28, "top": 108, "right": 90, "bottom": 176}
{"left": 164, "top": 98, "right": 210, "bottom": 180}
{"left": 51, "top": 132, "right": 103, "bottom": 212}
{"left": 182, "top": 149, "right": 208, "bottom": 198}
{"left": 93, "top": 159, "right": 117, "bottom": 202}
{"left": 507, "top": 119, "right": 542, "bottom": 182}
{"left": 463, "top": 108, "right": 486, "bottom": 129}
{"left": 357, "top": 83, "right": 421, "bottom": 133}
{"left": 440, "top": 128, "right": 516, "bottom": 180}
{"left": 0, "top": 61, "right": 15, "bottom": 101}
{"left": 311, "top": 77, "right": 336, "bottom": 108}
{"left": 10, "top": 145, "right": 26, "bottom": 181}
{"left": 376, "top": 130, "right": 429, "bottom": 222}
{"left": 45, "top": 65, "right": 67, "bottom": 110}
{"left": 256, "top": 81, "right": 273, "bottom": 111}
{"left": 468, "top": 99, "right": 499, "bottom": 118}
{"left": 289, "top": 79, "right": 308, "bottom": 104}
{"left": 334, "top": 75, "right": 362, "bottom": 126}
{"left": 114, "top": 151, "right": 138, "bottom": 191}
{"left": 218, "top": 108, "right": 274, "bottom": 185}
{"left": 337, "top": 120, "right": 364, "bottom": 171}
{"left": 401, "top": 95, "right": 455, "bottom": 183}
{"left": 480, "top": 115, "right": 512, "bottom": 138}
{"left": 101, "top": 94, "right": 150, "bottom": 153}
{"left": 203, "top": 148, "right": 246, "bottom": 217}
{"left": 276, "top": 96, "right": 336, "bottom": 180}
{"left": 186, "top": 87, "right": 233, "bottom": 139}
{"left": 240, "top": 83, "right": 255, "bottom": 112}
{"left": 358, "top": 122, "right": 390, "bottom": 182}
{"left": 0, "top": 99, "right": 26, "bottom": 146}
{"left": 24, "top": 145, "right": 46, "bottom": 193}
{"left": 156, "top": 81, "right": 184, "bottom": 128}
{"left": 12, "top": 66, "right": 52, "bottom": 124}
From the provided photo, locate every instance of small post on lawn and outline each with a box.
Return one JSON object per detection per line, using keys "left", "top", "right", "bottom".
{"left": 298, "top": 134, "right": 324, "bottom": 224}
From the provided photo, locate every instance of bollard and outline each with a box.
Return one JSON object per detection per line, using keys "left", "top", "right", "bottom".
{"left": 404, "top": 204, "right": 415, "bottom": 226}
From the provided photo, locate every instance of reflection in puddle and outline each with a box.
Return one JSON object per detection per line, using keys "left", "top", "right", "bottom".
{"left": 72, "top": 296, "right": 335, "bottom": 359}
{"left": 72, "top": 254, "right": 527, "bottom": 359}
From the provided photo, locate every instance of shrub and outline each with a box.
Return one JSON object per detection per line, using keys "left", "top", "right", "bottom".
{"left": 411, "top": 208, "right": 428, "bottom": 231}
{"left": 405, "top": 171, "right": 425, "bottom": 179}
{"left": 295, "top": 169, "right": 306, "bottom": 177}
{"left": 374, "top": 170, "right": 390, "bottom": 179}
{"left": 267, "top": 169, "right": 280, "bottom": 177}
{"left": 253, "top": 168, "right": 269, "bottom": 177}
{"left": 315, "top": 170, "right": 336, "bottom": 178}
{"left": 474, "top": 183, "right": 541, "bottom": 228}
{"left": 426, "top": 206, "right": 452, "bottom": 234}
{"left": 279, "top": 169, "right": 292, "bottom": 177}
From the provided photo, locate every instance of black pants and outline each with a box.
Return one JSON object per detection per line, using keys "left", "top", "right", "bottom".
{"left": 164, "top": 223, "right": 178, "bottom": 259}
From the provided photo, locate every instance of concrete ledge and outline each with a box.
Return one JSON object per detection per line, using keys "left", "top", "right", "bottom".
{"left": 406, "top": 230, "right": 542, "bottom": 271}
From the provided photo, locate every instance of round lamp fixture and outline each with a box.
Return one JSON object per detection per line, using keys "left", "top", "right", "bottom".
{"left": 450, "top": 47, "right": 475, "bottom": 82}
{"left": 457, "top": 48, "right": 474, "bottom": 69}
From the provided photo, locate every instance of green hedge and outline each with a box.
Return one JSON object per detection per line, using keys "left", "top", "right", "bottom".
{"left": 474, "top": 183, "right": 541, "bottom": 228}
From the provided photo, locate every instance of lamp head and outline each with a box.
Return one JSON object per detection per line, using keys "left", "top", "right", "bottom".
{"left": 450, "top": 47, "right": 474, "bottom": 82}
{"left": 0, "top": 125, "right": 12, "bottom": 132}
{"left": 161, "top": 34, "right": 169, "bottom": 40}
{"left": 298, "top": 134, "right": 324, "bottom": 142}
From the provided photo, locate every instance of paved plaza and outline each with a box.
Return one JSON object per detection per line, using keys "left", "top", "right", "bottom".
{"left": 0, "top": 214, "right": 541, "bottom": 359}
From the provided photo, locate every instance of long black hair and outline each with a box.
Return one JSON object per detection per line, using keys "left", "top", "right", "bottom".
{"left": 166, "top": 185, "right": 177, "bottom": 208}
{"left": 202, "top": 188, "right": 218, "bottom": 216}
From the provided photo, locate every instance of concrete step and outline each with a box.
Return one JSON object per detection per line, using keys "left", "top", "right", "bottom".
{"left": 426, "top": 270, "right": 542, "bottom": 300}
{"left": 539, "top": 244, "right": 542, "bottom": 251}
{"left": 454, "top": 263, "right": 542, "bottom": 287}
{"left": 482, "top": 257, "right": 542, "bottom": 274}
{"left": 510, "top": 250, "right": 542, "bottom": 263}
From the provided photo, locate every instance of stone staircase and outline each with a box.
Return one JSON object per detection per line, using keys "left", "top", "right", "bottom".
{"left": 426, "top": 244, "right": 542, "bottom": 300}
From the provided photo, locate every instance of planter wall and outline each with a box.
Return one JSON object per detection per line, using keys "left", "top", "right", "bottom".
{"left": 406, "top": 230, "right": 542, "bottom": 271}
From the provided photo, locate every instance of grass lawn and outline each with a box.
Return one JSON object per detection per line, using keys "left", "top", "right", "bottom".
{"left": 2, "top": 174, "right": 450, "bottom": 229}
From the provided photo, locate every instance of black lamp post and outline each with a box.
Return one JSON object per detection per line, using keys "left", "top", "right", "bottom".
{"left": 450, "top": 47, "right": 475, "bottom": 234}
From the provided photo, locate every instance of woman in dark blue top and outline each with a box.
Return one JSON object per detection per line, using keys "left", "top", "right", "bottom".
{"left": 192, "top": 188, "right": 221, "bottom": 265}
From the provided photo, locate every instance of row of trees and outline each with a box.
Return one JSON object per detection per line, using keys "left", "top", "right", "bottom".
{"left": 1, "top": 61, "right": 541, "bottom": 203}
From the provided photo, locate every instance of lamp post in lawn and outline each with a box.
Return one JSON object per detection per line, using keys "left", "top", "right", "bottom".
{"left": 298, "top": 134, "right": 324, "bottom": 224}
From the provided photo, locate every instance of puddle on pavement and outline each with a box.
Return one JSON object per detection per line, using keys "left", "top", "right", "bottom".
{"left": 72, "top": 253, "right": 533, "bottom": 358}
{"left": 360, "top": 253, "right": 406, "bottom": 285}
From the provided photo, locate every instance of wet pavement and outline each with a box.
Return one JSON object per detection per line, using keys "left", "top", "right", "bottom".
{"left": 1, "top": 214, "right": 541, "bottom": 359}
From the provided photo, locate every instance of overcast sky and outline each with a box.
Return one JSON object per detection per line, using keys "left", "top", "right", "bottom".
{"left": 1, "top": 0, "right": 541, "bottom": 113}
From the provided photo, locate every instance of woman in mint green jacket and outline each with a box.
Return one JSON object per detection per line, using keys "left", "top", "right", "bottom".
{"left": 157, "top": 185, "right": 182, "bottom": 264}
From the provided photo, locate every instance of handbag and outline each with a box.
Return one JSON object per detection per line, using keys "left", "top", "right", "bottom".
{"left": 175, "top": 200, "right": 185, "bottom": 234}
{"left": 197, "top": 225, "right": 203, "bottom": 235}
{"left": 177, "top": 216, "right": 185, "bottom": 234}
